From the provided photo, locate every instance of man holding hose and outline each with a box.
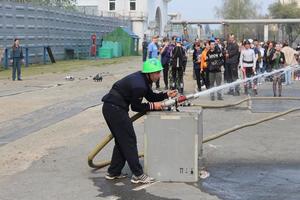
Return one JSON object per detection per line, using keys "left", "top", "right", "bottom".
{"left": 102, "top": 58, "right": 177, "bottom": 184}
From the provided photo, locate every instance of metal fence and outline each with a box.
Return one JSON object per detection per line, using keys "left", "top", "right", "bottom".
{"left": 0, "top": 1, "right": 130, "bottom": 67}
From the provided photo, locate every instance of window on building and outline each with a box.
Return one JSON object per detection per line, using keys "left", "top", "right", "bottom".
{"left": 109, "top": 0, "right": 116, "bottom": 11}
{"left": 130, "top": 0, "right": 136, "bottom": 11}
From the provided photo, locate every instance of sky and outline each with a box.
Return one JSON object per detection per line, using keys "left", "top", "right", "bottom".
{"left": 168, "top": 0, "right": 277, "bottom": 20}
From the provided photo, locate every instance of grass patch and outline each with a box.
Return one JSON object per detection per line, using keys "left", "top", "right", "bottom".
{"left": 0, "top": 56, "right": 137, "bottom": 80}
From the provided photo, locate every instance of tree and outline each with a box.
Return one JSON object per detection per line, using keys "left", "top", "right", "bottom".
{"left": 215, "top": 0, "right": 262, "bottom": 41}
{"left": 269, "top": 2, "right": 300, "bottom": 44}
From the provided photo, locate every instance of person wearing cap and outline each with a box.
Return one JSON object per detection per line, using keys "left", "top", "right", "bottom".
{"left": 10, "top": 38, "right": 24, "bottom": 81}
{"left": 101, "top": 58, "right": 177, "bottom": 184}
{"left": 206, "top": 39, "right": 224, "bottom": 101}
{"left": 170, "top": 37, "right": 187, "bottom": 93}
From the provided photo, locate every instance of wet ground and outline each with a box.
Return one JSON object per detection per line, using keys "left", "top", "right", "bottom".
{"left": 0, "top": 57, "right": 300, "bottom": 200}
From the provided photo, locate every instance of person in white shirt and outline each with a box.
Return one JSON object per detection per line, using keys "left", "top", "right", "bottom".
{"left": 258, "top": 43, "right": 266, "bottom": 73}
{"left": 281, "top": 42, "right": 299, "bottom": 84}
{"left": 239, "top": 40, "right": 257, "bottom": 95}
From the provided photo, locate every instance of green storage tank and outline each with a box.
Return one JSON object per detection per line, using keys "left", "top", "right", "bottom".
{"left": 103, "top": 27, "right": 139, "bottom": 56}
{"left": 100, "top": 41, "right": 122, "bottom": 58}
{"left": 98, "top": 47, "right": 113, "bottom": 59}
{"left": 112, "top": 42, "right": 122, "bottom": 57}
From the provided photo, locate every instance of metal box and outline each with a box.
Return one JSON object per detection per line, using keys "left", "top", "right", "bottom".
{"left": 144, "top": 110, "right": 202, "bottom": 182}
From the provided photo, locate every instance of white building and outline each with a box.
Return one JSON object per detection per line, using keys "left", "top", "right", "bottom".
{"left": 76, "top": 0, "right": 172, "bottom": 41}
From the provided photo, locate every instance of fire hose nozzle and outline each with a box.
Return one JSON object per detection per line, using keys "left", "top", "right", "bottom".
{"left": 177, "top": 95, "right": 187, "bottom": 103}
{"left": 162, "top": 95, "right": 188, "bottom": 107}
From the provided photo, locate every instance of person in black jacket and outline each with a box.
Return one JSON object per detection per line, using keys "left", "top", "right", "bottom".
{"left": 225, "top": 35, "right": 240, "bottom": 95}
{"left": 206, "top": 40, "right": 224, "bottom": 100}
{"left": 102, "top": 58, "right": 177, "bottom": 184}
{"left": 170, "top": 37, "right": 187, "bottom": 94}
{"left": 266, "top": 41, "right": 276, "bottom": 73}
{"left": 142, "top": 35, "right": 148, "bottom": 62}
{"left": 160, "top": 37, "right": 172, "bottom": 89}
{"left": 10, "top": 38, "right": 24, "bottom": 81}
{"left": 271, "top": 44, "right": 286, "bottom": 97}
{"left": 193, "top": 42, "right": 202, "bottom": 91}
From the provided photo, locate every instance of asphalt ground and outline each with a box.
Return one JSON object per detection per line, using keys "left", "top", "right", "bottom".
{"left": 0, "top": 56, "right": 299, "bottom": 200}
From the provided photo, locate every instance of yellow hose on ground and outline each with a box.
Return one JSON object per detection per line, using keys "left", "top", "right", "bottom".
{"left": 88, "top": 97, "right": 300, "bottom": 169}
{"left": 88, "top": 111, "right": 145, "bottom": 169}
{"left": 203, "top": 107, "right": 300, "bottom": 143}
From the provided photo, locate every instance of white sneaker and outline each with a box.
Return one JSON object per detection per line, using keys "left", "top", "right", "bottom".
{"left": 105, "top": 173, "right": 127, "bottom": 180}
{"left": 131, "top": 174, "right": 155, "bottom": 184}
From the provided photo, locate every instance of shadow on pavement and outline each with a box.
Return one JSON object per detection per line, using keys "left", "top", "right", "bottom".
{"left": 91, "top": 175, "right": 181, "bottom": 200}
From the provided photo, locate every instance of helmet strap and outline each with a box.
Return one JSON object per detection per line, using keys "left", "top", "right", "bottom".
{"left": 146, "top": 73, "right": 153, "bottom": 84}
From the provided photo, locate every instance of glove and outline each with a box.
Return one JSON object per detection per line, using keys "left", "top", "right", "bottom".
{"left": 167, "top": 90, "right": 178, "bottom": 98}
{"left": 153, "top": 102, "right": 163, "bottom": 110}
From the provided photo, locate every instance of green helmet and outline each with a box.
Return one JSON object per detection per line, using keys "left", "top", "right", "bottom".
{"left": 142, "top": 58, "right": 163, "bottom": 73}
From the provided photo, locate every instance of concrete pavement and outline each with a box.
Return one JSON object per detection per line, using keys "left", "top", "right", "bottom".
{"left": 0, "top": 57, "right": 299, "bottom": 200}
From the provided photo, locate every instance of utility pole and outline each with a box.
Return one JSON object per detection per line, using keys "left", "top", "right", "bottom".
{"left": 238, "top": 0, "right": 241, "bottom": 40}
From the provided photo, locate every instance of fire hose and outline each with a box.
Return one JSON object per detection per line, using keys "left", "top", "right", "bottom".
{"left": 88, "top": 65, "right": 300, "bottom": 169}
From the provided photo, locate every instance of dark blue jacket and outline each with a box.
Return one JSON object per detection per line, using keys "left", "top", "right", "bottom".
{"left": 226, "top": 42, "right": 239, "bottom": 64}
{"left": 10, "top": 46, "right": 24, "bottom": 60}
{"left": 206, "top": 48, "right": 224, "bottom": 72}
{"left": 161, "top": 44, "right": 173, "bottom": 65}
{"left": 193, "top": 48, "right": 202, "bottom": 69}
{"left": 102, "top": 71, "right": 168, "bottom": 112}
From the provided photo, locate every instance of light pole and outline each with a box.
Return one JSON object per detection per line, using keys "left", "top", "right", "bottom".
{"left": 164, "top": 23, "right": 172, "bottom": 38}
{"left": 222, "top": 22, "right": 229, "bottom": 41}
{"left": 271, "top": 24, "right": 277, "bottom": 41}
{"left": 148, "top": 21, "right": 156, "bottom": 37}
{"left": 197, "top": 24, "right": 202, "bottom": 39}
{"left": 238, "top": 0, "right": 240, "bottom": 40}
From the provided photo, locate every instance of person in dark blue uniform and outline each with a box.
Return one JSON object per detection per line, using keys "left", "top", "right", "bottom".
{"left": 10, "top": 38, "right": 24, "bottom": 81}
{"left": 102, "top": 58, "right": 177, "bottom": 184}
{"left": 142, "top": 35, "right": 148, "bottom": 62}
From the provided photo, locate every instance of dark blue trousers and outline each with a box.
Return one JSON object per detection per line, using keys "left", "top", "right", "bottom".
{"left": 102, "top": 102, "right": 143, "bottom": 176}
{"left": 12, "top": 59, "right": 21, "bottom": 80}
